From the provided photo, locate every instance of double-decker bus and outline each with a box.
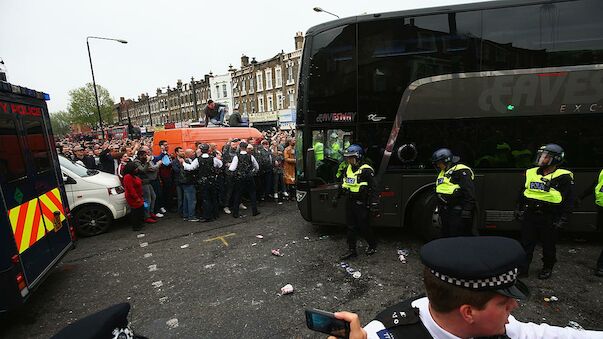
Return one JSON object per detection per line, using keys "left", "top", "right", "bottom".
{"left": 295, "top": 0, "right": 603, "bottom": 238}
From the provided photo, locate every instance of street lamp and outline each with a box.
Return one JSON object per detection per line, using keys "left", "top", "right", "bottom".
{"left": 313, "top": 7, "right": 340, "bottom": 19}
{"left": 86, "top": 36, "right": 127, "bottom": 139}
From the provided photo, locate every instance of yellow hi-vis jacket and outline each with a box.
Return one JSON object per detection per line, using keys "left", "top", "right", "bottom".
{"left": 595, "top": 169, "right": 603, "bottom": 207}
{"left": 523, "top": 167, "right": 574, "bottom": 204}
{"left": 436, "top": 164, "right": 474, "bottom": 195}
{"left": 342, "top": 164, "right": 373, "bottom": 193}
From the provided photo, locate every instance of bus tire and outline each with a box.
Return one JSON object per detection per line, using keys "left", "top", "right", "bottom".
{"left": 411, "top": 191, "right": 442, "bottom": 241}
{"left": 73, "top": 204, "right": 113, "bottom": 237}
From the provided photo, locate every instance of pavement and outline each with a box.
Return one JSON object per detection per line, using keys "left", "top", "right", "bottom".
{"left": 1, "top": 201, "right": 602, "bottom": 338}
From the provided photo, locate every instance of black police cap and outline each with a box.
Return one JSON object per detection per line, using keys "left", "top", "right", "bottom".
{"left": 52, "top": 303, "right": 138, "bottom": 339}
{"left": 420, "top": 236, "right": 529, "bottom": 300}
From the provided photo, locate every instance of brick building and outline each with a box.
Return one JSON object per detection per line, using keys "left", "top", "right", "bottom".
{"left": 115, "top": 32, "right": 303, "bottom": 130}
{"left": 230, "top": 32, "right": 303, "bottom": 130}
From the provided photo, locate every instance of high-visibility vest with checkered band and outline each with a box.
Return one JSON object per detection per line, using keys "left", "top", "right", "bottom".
{"left": 523, "top": 167, "right": 573, "bottom": 204}
{"left": 436, "top": 164, "right": 474, "bottom": 195}
{"left": 595, "top": 169, "right": 603, "bottom": 207}
{"left": 342, "top": 164, "right": 373, "bottom": 193}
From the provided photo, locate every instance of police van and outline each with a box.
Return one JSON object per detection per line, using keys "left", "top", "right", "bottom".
{"left": 0, "top": 81, "right": 74, "bottom": 312}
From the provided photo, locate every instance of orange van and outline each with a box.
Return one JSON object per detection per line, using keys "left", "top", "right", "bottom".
{"left": 152, "top": 127, "right": 263, "bottom": 154}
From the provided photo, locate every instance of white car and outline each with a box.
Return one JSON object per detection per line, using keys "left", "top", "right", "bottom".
{"left": 59, "top": 155, "right": 129, "bottom": 237}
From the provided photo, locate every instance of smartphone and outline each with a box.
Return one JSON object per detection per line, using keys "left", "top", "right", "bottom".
{"left": 305, "top": 309, "right": 350, "bottom": 339}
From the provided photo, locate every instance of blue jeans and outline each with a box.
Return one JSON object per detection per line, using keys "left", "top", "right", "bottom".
{"left": 181, "top": 184, "right": 197, "bottom": 219}
{"left": 210, "top": 107, "right": 226, "bottom": 125}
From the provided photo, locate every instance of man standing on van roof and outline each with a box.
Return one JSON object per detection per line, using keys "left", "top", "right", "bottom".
{"left": 204, "top": 100, "right": 227, "bottom": 126}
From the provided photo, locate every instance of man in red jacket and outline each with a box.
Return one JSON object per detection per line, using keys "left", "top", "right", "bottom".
{"left": 123, "top": 162, "right": 145, "bottom": 231}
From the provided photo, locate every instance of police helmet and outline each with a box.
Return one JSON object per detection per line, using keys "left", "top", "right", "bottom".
{"left": 343, "top": 144, "right": 363, "bottom": 159}
{"left": 199, "top": 143, "right": 210, "bottom": 153}
{"left": 535, "top": 143, "right": 564, "bottom": 167}
{"left": 431, "top": 148, "right": 459, "bottom": 164}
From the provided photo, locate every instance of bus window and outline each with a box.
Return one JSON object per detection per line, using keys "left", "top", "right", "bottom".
{"left": 23, "top": 119, "right": 52, "bottom": 173}
{"left": 0, "top": 118, "right": 26, "bottom": 181}
{"left": 482, "top": 1, "right": 603, "bottom": 70}
{"left": 307, "top": 25, "right": 357, "bottom": 120}
{"left": 313, "top": 129, "right": 353, "bottom": 184}
{"left": 357, "top": 12, "right": 482, "bottom": 123}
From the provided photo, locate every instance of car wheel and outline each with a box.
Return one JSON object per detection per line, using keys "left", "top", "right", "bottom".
{"left": 73, "top": 205, "right": 113, "bottom": 237}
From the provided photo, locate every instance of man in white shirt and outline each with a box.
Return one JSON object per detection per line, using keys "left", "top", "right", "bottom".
{"left": 328, "top": 237, "right": 603, "bottom": 339}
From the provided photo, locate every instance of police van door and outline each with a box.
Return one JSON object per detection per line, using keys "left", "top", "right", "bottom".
{"left": 1, "top": 100, "right": 71, "bottom": 289}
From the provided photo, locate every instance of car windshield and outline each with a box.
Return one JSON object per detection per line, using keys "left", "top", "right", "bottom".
{"left": 59, "top": 155, "right": 98, "bottom": 177}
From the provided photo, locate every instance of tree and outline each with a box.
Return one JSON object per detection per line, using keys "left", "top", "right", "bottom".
{"left": 67, "top": 83, "right": 115, "bottom": 129}
{"left": 49, "top": 110, "right": 72, "bottom": 137}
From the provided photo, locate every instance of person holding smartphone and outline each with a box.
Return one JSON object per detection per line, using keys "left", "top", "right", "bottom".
{"left": 326, "top": 236, "right": 602, "bottom": 339}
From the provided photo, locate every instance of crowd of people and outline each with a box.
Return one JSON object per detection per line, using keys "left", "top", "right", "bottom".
{"left": 56, "top": 128, "right": 297, "bottom": 231}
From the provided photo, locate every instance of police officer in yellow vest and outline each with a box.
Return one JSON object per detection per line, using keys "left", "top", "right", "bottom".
{"left": 432, "top": 148, "right": 476, "bottom": 237}
{"left": 332, "top": 144, "right": 379, "bottom": 260}
{"left": 578, "top": 168, "right": 603, "bottom": 277}
{"left": 515, "top": 144, "right": 574, "bottom": 280}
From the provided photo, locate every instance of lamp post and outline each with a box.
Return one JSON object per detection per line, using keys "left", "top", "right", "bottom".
{"left": 313, "top": 7, "right": 340, "bottom": 19}
{"left": 86, "top": 36, "right": 127, "bottom": 139}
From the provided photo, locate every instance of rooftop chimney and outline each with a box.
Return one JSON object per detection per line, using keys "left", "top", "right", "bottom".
{"left": 295, "top": 32, "right": 304, "bottom": 50}
{"left": 241, "top": 55, "right": 249, "bottom": 68}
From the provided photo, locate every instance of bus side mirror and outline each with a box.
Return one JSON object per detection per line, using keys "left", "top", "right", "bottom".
{"left": 397, "top": 144, "right": 418, "bottom": 163}
{"left": 306, "top": 148, "right": 316, "bottom": 180}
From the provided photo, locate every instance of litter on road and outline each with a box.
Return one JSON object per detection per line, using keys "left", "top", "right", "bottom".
{"left": 319, "top": 235, "right": 329, "bottom": 240}
{"left": 204, "top": 264, "right": 216, "bottom": 269}
{"left": 280, "top": 284, "right": 294, "bottom": 295}
{"left": 137, "top": 234, "right": 145, "bottom": 238}
{"left": 568, "top": 321, "right": 584, "bottom": 331}
{"left": 180, "top": 244, "right": 189, "bottom": 249}
{"left": 148, "top": 264, "right": 158, "bottom": 272}
{"left": 152, "top": 280, "right": 163, "bottom": 288}
{"left": 140, "top": 242, "right": 148, "bottom": 248}
{"left": 251, "top": 243, "right": 257, "bottom": 246}
{"left": 271, "top": 249, "right": 283, "bottom": 257}
{"left": 166, "top": 318, "right": 179, "bottom": 329}
{"left": 144, "top": 253, "right": 153, "bottom": 258}
{"left": 256, "top": 235, "right": 264, "bottom": 239}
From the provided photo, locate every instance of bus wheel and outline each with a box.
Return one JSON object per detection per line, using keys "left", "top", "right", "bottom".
{"left": 73, "top": 205, "right": 113, "bottom": 237}
{"left": 411, "top": 192, "right": 442, "bottom": 241}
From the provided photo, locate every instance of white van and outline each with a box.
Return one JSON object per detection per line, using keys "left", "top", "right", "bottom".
{"left": 58, "top": 155, "right": 128, "bottom": 236}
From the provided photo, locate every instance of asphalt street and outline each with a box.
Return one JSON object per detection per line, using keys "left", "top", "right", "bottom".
{"left": 1, "top": 201, "right": 602, "bottom": 338}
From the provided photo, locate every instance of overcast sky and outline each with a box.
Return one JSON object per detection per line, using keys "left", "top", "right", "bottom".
{"left": 1, "top": 0, "right": 491, "bottom": 113}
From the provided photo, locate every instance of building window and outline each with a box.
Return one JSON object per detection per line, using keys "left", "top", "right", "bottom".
{"left": 241, "top": 80, "right": 246, "bottom": 93}
{"left": 258, "top": 96, "right": 265, "bottom": 112}
{"left": 268, "top": 95, "right": 273, "bottom": 111}
{"left": 289, "top": 92, "right": 295, "bottom": 108}
{"left": 287, "top": 65, "right": 295, "bottom": 84}
{"left": 275, "top": 67, "right": 282, "bottom": 88}
{"left": 222, "top": 84, "right": 227, "bottom": 98}
{"left": 265, "top": 69, "right": 273, "bottom": 90}
{"left": 215, "top": 85, "right": 220, "bottom": 98}
{"left": 256, "top": 73, "right": 263, "bottom": 92}
{"left": 249, "top": 79, "right": 254, "bottom": 93}
{"left": 276, "top": 93, "right": 283, "bottom": 109}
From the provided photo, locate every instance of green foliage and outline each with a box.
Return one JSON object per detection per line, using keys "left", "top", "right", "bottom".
{"left": 67, "top": 83, "right": 115, "bottom": 128}
{"left": 49, "top": 110, "right": 72, "bottom": 136}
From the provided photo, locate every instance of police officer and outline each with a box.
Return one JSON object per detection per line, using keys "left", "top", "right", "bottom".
{"left": 432, "top": 148, "right": 476, "bottom": 237}
{"left": 578, "top": 167, "right": 603, "bottom": 277}
{"left": 515, "top": 144, "right": 574, "bottom": 280}
{"left": 229, "top": 141, "right": 260, "bottom": 218}
{"left": 333, "top": 144, "right": 379, "bottom": 260}
{"left": 329, "top": 237, "right": 603, "bottom": 339}
{"left": 183, "top": 144, "right": 223, "bottom": 222}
